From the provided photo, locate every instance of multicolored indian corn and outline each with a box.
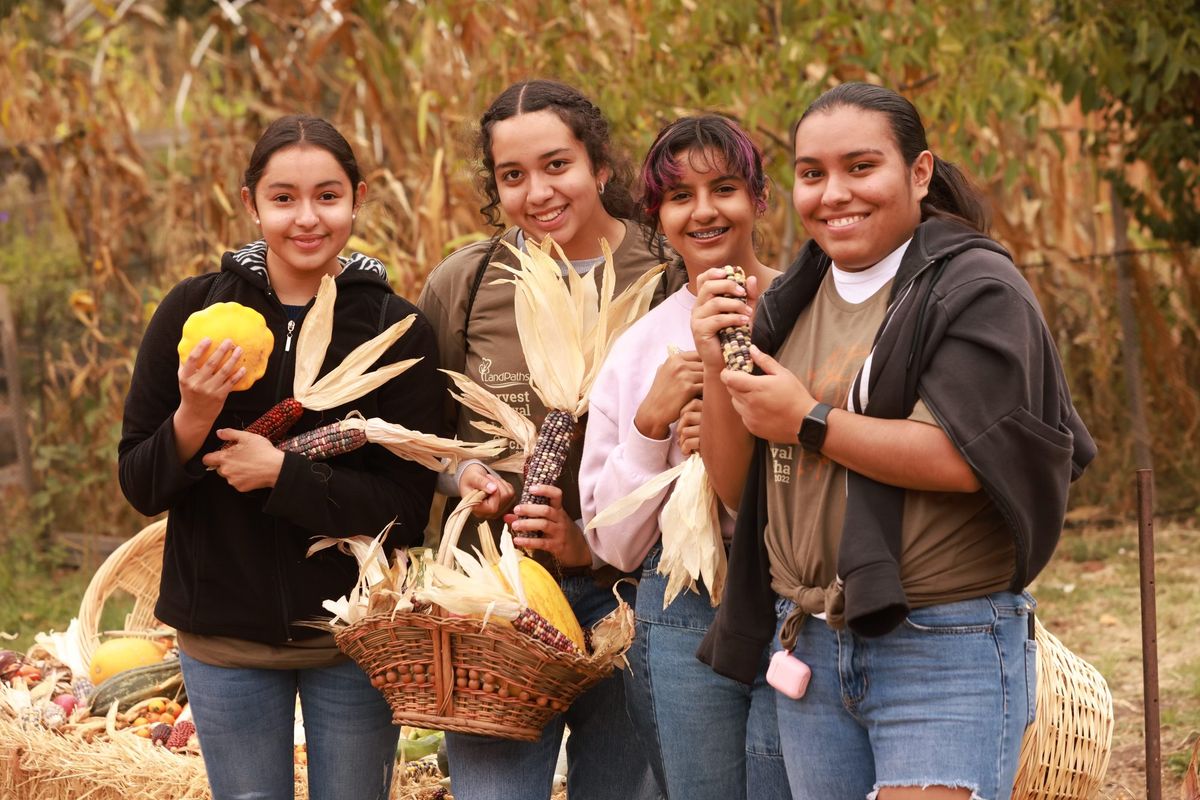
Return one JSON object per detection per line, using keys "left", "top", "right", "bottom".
{"left": 516, "top": 409, "right": 577, "bottom": 536}
{"left": 718, "top": 266, "right": 753, "bottom": 373}
{"left": 277, "top": 421, "right": 367, "bottom": 461}
{"left": 511, "top": 607, "right": 582, "bottom": 654}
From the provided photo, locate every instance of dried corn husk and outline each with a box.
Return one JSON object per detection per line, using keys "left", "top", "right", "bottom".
{"left": 293, "top": 411, "right": 508, "bottom": 471}
{"left": 308, "top": 525, "right": 417, "bottom": 626}
{"left": 292, "top": 274, "right": 422, "bottom": 411}
{"left": 490, "top": 237, "right": 664, "bottom": 419}
{"left": 658, "top": 454, "right": 725, "bottom": 607}
{"left": 586, "top": 453, "right": 726, "bottom": 608}
{"left": 441, "top": 369, "right": 537, "bottom": 473}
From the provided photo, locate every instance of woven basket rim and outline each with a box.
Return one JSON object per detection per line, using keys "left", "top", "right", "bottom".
{"left": 336, "top": 610, "right": 617, "bottom": 677}
{"left": 74, "top": 518, "right": 169, "bottom": 668}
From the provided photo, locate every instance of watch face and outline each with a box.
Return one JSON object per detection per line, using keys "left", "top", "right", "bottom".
{"left": 799, "top": 404, "right": 830, "bottom": 452}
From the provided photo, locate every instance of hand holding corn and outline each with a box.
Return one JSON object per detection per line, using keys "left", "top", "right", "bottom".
{"left": 632, "top": 349, "right": 703, "bottom": 441}
{"left": 202, "top": 428, "right": 285, "bottom": 491}
{"left": 507, "top": 484, "right": 593, "bottom": 568}
{"left": 459, "top": 463, "right": 516, "bottom": 520}
{"left": 677, "top": 397, "right": 703, "bottom": 456}
{"left": 690, "top": 266, "right": 755, "bottom": 372}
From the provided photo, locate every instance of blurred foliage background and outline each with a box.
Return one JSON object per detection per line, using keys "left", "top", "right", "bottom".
{"left": 0, "top": 0, "right": 1197, "bottom": 543}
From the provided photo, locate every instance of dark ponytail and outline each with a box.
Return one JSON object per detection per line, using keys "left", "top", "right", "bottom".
{"left": 474, "top": 79, "right": 634, "bottom": 229}
{"left": 795, "top": 83, "right": 990, "bottom": 232}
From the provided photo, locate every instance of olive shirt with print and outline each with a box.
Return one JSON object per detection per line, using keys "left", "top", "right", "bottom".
{"left": 416, "top": 220, "right": 683, "bottom": 566}
{"left": 764, "top": 267, "right": 1013, "bottom": 625}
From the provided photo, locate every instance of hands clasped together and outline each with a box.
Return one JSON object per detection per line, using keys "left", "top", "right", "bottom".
{"left": 175, "top": 336, "right": 283, "bottom": 491}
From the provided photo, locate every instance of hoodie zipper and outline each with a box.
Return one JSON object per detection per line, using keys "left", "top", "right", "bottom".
{"left": 266, "top": 288, "right": 300, "bottom": 642}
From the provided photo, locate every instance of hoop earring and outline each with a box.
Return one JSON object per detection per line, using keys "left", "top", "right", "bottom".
{"left": 598, "top": 182, "right": 606, "bottom": 196}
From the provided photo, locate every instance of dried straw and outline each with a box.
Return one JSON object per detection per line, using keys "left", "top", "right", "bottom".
{"left": 0, "top": 715, "right": 445, "bottom": 800}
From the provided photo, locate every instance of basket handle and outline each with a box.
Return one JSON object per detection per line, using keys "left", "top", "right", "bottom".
{"left": 437, "top": 490, "right": 487, "bottom": 567}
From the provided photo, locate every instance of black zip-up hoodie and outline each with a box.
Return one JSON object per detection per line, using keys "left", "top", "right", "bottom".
{"left": 118, "top": 242, "right": 445, "bottom": 643}
{"left": 697, "top": 218, "right": 1096, "bottom": 684}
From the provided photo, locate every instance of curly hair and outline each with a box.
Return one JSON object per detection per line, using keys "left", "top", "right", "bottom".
{"left": 474, "top": 80, "right": 634, "bottom": 229}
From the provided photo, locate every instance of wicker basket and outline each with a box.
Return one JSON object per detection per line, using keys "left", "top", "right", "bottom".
{"left": 75, "top": 517, "right": 168, "bottom": 667}
{"left": 0, "top": 518, "right": 441, "bottom": 800}
{"left": 1011, "top": 618, "right": 1114, "bottom": 800}
{"left": 334, "top": 497, "right": 634, "bottom": 742}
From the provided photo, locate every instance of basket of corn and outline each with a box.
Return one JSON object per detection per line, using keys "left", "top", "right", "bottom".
{"left": 322, "top": 490, "right": 635, "bottom": 742}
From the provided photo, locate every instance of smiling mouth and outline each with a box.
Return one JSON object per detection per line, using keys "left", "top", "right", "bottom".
{"left": 532, "top": 207, "right": 566, "bottom": 223}
{"left": 825, "top": 215, "right": 867, "bottom": 228}
{"left": 687, "top": 227, "right": 729, "bottom": 240}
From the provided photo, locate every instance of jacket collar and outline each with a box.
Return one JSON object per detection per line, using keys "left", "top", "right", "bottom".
{"left": 755, "top": 217, "right": 1009, "bottom": 355}
{"left": 220, "top": 240, "right": 391, "bottom": 293}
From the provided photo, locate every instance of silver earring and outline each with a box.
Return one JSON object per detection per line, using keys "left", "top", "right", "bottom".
{"left": 255, "top": 218, "right": 260, "bottom": 225}
{"left": 598, "top": 183, "right": 606, "bottom": 196}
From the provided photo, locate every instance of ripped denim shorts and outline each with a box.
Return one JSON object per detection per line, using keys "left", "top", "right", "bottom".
{"left": 772, "top": 591, "right": 1037, "bottom": 800}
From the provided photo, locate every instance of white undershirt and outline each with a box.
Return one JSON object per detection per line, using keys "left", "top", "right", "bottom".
{"left": 831, "top": 238, "right": 912, "bottom": 304}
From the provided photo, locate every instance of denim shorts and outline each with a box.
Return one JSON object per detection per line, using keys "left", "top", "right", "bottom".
{"left": 773, "top": 591, "right": 1037, "bottom": 800}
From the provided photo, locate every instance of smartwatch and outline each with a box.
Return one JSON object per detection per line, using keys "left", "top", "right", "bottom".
{"left": 798, "top": 402, "right": 833, "bottom": 453}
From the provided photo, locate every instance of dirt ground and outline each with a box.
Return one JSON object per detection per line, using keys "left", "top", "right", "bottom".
{"left": 1032, "top": 517, "right": 1200, "bottom": 798}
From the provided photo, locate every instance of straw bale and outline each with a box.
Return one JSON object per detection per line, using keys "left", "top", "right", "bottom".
{"left": 0, "top": 715, "right": 444, "bottom": 800}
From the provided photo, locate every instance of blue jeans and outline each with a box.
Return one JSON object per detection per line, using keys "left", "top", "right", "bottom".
{"left": 625, "top": 545, "right": 789, "bottom": 800}
{"left": 445, "top": 575, "right": 659, "bottom": 800}
{"left": 773, "top": 591, "right": 1037, "bottom": 800}
{"left": 179, "top": 651, "right": 399, "bottom": 800}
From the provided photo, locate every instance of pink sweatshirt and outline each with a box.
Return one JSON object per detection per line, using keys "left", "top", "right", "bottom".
{"left": 580, "top": 287, "right": 733, "bottom": 571}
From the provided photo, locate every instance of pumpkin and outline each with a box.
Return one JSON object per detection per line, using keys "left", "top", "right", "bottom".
{"left": 177, "top": 302, "right": 274, "bottom": 391}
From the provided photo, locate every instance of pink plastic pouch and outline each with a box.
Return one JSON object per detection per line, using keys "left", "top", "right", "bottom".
{"left": 767, "top": 649, "right": 812, "bottom": 699}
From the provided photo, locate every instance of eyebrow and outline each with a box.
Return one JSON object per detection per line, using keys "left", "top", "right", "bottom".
{"left": 794, "top": 148, "right": 886, "bottom": 166}
{"left": 494, "top": 147, "right": 571, "bottom": 170}
{"left": 264, "top": 179, "right": 345, "bottom": 190}
{"left": 668, "top": 173, "right": 742, "bottom": 190}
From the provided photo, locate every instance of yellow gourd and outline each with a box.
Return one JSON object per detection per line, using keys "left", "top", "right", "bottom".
{"left": 89, "top": 638, "right": 165, "bottom": 686}
{"left": 177, "top": 302, "right": 274, "bottom": 392}
{"left": 493, "top": 559, "right": 586, "bottom": 651}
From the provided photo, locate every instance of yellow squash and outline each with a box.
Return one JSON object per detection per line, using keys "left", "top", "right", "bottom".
{"left": 493, "top": 558, "right": 586, "bottom": 651}
{"left": 177, "top": 302, "right": 274, "bottom": 391}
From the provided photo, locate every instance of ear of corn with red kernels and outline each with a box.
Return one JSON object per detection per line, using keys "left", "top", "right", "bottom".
{"left": 511, "top": 608, "right": 582, "bottom": 654}
{"left": 223, "top": 396, "right": 304, "bottom": 449}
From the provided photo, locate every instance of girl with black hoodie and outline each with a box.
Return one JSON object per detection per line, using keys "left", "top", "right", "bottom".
{"left": 119, "top": 115, "right": 444, "bottom": 800}
{"left": 692, "top": 84, "right": 1095, "bottom": 800}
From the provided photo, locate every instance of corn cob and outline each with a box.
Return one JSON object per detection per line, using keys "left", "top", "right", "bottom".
{"left": 511, "top": 607, "right": 582, "bottom": 654}
{"left": 278, "top": 421, "right": 367, "bottom": 460}
{"left": 718, "top": 266, "right": 753, "bottom": 373}
{"left": 222, "top": 396, "right": 304, "bottom": 449}
{"left": 516, "top": 409, "right": 578, "bottom": 534}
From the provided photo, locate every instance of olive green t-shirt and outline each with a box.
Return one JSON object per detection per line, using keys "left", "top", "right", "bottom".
{"left": 416, "top": 221, "right": 677, "bottom": 559}
{"left": 764, "top": 271, "right": 1013, "bottom": 618}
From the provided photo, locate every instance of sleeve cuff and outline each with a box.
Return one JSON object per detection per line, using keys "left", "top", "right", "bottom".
{"left": 623, "top": 425, "right": 674, "bottom": 475}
